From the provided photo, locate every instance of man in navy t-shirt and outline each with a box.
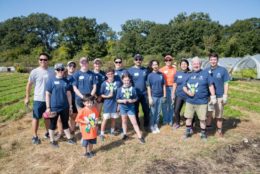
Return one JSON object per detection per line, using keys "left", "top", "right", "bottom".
{"left": 127, "top": 54, "right": 149, "bottom": 129}
{"left": 183, "top": 57, "right": 216, "bottom": 140}
{"left": 73, "top": 57, "right": 97, "bottom": 109}
{"left": 205, "top": 53, "right": 230, "bottom": 137}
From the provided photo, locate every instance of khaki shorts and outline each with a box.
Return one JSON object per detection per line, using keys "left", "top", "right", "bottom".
{"left": 184, "top": 102, "right": 208, "bottom": 121}
{"left": 208, "top": 98, "right": 224, "bottom": 118}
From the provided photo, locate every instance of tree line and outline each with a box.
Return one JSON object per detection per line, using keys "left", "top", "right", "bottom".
{"left": 0, "top": 12, "right": 259, "bottom": 66}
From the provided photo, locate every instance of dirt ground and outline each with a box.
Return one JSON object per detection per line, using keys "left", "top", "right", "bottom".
{"left": 0, "top": 110, "right": 259, "bottom": 174}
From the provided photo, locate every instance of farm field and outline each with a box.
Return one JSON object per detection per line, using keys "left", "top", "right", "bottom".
{"left": 0, "top": 73, "right": 259, "bottom": 174}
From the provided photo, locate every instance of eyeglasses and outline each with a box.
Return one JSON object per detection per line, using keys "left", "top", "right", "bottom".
{"left": 115, "top": 61, "right": 122, "bottom": 64}
{"left": 135, "top": 59, "right": 142, "bottom": 61}
{"left": 56, "top": 68, "right": 65, "bottom": 72}
{"left": 39, "top": 59, "right": 48, "bottom": 62}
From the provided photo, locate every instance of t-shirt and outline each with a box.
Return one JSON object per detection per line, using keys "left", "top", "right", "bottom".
{"left": 159, "top": 66, "right": 176, "bottom": 86}
{"left": 29, "top": 67, "right": 55, "bottom": 101}
{"left": 92, "top": 70, "right": 106, "bottom": 96}
{"left": 76, "top": 107, "right": 99, "bottom": 140}
{"left": 72, "top": 70, "right": 97, "bottom": 99}
{"left": 67, "top": 74, "right": 75, "bottom": 101}
{"left": 147, "top": 71, "right": 165, "bottom": 97}
{"left": 100, "top": 80, "right": 121, "bottom": 113}
{"left": 46, "top": 77, "right": 70, "bottom": 112}
{"left": 184, "top": 69, "right": 213, "bottom": 105}
{"left": 128, "top": 66, "right": 148, "bottom": 95}
{"left": 174, "top": 71, "right": 191, "bottom": 99}
{"left": 116, "top": 86, "right": 138, "bottom": 108}
{"left": 115, "top": 68, "right": 128, "bottom": 84}
{"left": 205, "top": 66, "right": 230, "bottom": 98}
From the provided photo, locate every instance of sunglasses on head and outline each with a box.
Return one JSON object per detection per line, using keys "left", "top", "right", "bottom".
{"left": 39, "top": 59, "right": 48, "bottom": 62}
{"left": 56, "top": 68, "right": 65, "bottom": 72}
{"left": 115, "top": 61, "right": 122, "bottom": 64}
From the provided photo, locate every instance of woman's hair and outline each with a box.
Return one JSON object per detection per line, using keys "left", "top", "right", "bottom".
{"left": 180, "top": 59, "right": 190, "bottom": 71}
{"left": 121, "top": 73, "right": 131, "bottom": 80}
{"left": 106, "top": 67, "right": 115, "bottom": 74}
{"left": 147, "top": 60, "right": 159, "bottom": 72}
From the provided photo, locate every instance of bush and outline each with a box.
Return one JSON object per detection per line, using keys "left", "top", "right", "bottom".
{"left": 232, "top": 69, "right": 257, "bottom": 79}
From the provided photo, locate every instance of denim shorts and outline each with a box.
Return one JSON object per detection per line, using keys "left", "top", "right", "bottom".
{"left": 82, "top": 138, "right": 97, "bottom": 147}
{"left": 33, "top": 101, "right": 46, "bottom": 119}
{"left": 119, "top": 105, "right": 135, "bottom": 116}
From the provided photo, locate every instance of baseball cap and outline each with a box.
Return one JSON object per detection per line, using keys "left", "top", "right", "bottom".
{"left": 67, "top": 61, "right": 76, "bottom": 66}
{"left": 134, "top": 54, "right": 143, "bottom": 60}
{"left": 93, "top": 58, "right": 102, "bottom": 64}
{"left": 54, "top": 63, "right": 65, "bottom": 70}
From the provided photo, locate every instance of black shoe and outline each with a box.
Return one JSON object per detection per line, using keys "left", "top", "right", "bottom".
{"left": 85, "top": 152, "right": 94, "bottom": 158}
{"left": 32, "top": 136, "right": 41, "bottom": 144}
{"left": 50, "top": 141, "right": 59, "bottom": 148}
{"left": 44, "top": 132, "right": 50, "bottom": 139}
{"left": 122, "top": 134, "right": 128, "bottom": 140}
{"left": 67, "top": 138, "right": 76, "bottom": 145}
{"left": 138, "top": 137, "right": 145, "bottom": 144}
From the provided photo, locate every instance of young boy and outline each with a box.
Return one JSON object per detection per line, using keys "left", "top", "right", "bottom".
{"left": 75, "top": 94, "right": 99, "bottom": 158}
{"left": 99, "top": 68, "right": 121, "bottom": 141}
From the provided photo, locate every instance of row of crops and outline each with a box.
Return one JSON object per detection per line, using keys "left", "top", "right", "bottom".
{"left": 0, "top": 73, "right": 259, "bottom": 123}
{"left": 0, "top": 73, "right": 32, "bottom": 122}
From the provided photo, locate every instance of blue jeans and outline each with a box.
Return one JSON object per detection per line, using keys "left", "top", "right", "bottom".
{"left": 162, "top": 87, "right": 174, "bottom": 125}
{"left": 150, "top": 97, "right": 162, "bottom": 127}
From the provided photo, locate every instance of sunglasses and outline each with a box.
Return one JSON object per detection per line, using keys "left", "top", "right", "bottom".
{"left": 39, "top": 59, "right": 48, "bottom": 62}
{"left": 165, "top": 59, "right": 172, "bottom": 62}
{"left": 135, "top": 59, "right": 142, "bottom": 61}
{"left": 68, "top": 64, "right": 76, "bottom": 68}
{"left": 115, "top": 61, "right": 122, "bottom": 64}
{"left": 56, "top": 68, "right": 65, "bottom": 72}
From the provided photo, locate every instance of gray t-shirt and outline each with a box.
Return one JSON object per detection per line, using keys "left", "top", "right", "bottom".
{"left": 29, "top": 67, "right": 55, "bottom": 101}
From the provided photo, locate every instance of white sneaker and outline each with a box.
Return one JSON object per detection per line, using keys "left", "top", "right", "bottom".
{"left": 154, "top": 125, "right": 160, "bottom": 133}
{"left": 150, "top": 126, "right": 157, "bottom": 134}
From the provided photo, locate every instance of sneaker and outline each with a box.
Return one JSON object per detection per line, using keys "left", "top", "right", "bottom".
{"left": 44, "top": 132, "right": 50, "bottom": 139}
{"left": 138, "top": 137, "right": 145, "bottom": 144}
{"left": 32, "top": 136, "right": 41, "bottom": 144}
{"left": 122, "top": 134, "right": 128, "bottom": 140}
{"left": 200, "top": 132, "right": 207, "bottom": 141}
{"left": 183, "top": 129, "right": 192, "bottom": 139}
{"left": 85, "top": 152, "right": 94, "bottom": 158}
{"left": 67, "top": 138, "right": 76, "bottom": 145}
{"left": 172, "top": 124, "right": 180, "bottom": 130}
{"left": 154, "top": 125, "right": 160, "bottom": 133}
{"left": 110, "top": 131, "right": 116, "bottom": 136}
{"left": 50, "top": 141, "right": 59, "bottom": 148}
{"left": 100, "top": 135, "right": 105, "bottom": 141}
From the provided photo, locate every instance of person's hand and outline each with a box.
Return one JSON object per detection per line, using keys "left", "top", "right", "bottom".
{"left": 108, "top": 91, "right": 113, "bottom": 98}
{"left": 209, "top": 95, "right": 217, "bottom": 105}
{"left": 24, "top": 97, "right": 29, "bottom": 106}
{"left": 45, "top": 107, "right": 51, "bottom": 114}
{"left": 69, "top": 106, "right": 73, "bottom": 115}
{"left": 222, "top": 95, "right": 228, "bottom": 105}
{"left": 148, "top": 97, "right": 153, "bottom": 107}
{"left": 123, "top": 99, "right": 128, "bottom": 104}
{"left": 162, "top": 97, "right": 166, "bottom": 103}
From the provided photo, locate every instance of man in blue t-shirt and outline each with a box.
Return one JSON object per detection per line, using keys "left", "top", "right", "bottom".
{"left": 205, "top": 53, "right": 230, "bottom": 137}
{"left": 127, "top": 54, "right": 149, "bottom": 129}
{"left": 183, "top": 57, "right": 216, "bottom": 140}
{"left": 73, "top": 57, "right": 97, "bottom": 110}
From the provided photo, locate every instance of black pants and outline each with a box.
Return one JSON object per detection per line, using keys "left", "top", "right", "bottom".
{"left": 173, "top": 96, "right": 185, "bottom": 125}
{"left": 49, "top": 108, "right": 69, "bottom": 130}
{"left": 135, "top": 94, "right": 150, "bottom": 127}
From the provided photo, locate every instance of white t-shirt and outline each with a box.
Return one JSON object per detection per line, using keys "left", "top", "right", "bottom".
{"left": 29, "top": 67, "right": 55, "bottom": 101}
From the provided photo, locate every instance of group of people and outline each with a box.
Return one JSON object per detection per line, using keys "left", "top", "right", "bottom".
{"left": 25, "top": 52, "right": 230, "bottom": 158}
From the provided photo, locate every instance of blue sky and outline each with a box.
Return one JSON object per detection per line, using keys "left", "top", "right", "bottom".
{"left": 0, "top": 0, "right": 260, "bottom": 32}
